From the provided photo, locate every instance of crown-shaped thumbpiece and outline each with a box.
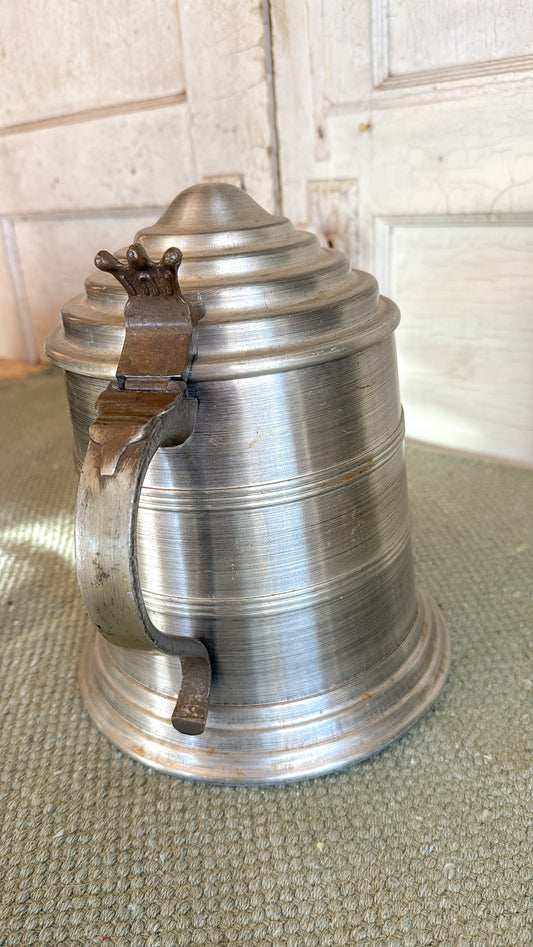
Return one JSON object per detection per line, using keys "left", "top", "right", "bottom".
{"left": 94, "top": 243, "right": 204, "bottom": 385}
{"left": 94, "top": 243, "right": 184, "bottom": 298}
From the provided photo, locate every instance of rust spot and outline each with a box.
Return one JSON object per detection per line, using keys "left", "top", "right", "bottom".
{"left": 247, "top": 432, "right": 263, "bottom": 449}
{"left": 93, "top": 555, "right": 110, "bottom": 585}
{"left": 359, "top": 121, "right": 372, "bottom": 133}
{"left": 321, "top": 458, "right": 373, "bottom": 488}
{"left": 358, "top": 692, "right": 372, "bottom": 704}
{"left": 421, "top": 621, "right": 428, "bottom": 641}
{"left": 439, "top": 654, "right": 448, "bottom": 674}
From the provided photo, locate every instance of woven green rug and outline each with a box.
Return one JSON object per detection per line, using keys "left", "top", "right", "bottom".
{"left": 1, "top": 369, "right": 531, "bottom": 946}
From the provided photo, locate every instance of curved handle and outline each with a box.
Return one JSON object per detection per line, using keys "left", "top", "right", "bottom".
{"left": 74, "top": 244, "right": 211, "bottom": 735}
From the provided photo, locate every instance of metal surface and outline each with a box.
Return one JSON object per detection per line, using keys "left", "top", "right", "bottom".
{"left": 46, "top": 183, "right": 450, "bottom": 783}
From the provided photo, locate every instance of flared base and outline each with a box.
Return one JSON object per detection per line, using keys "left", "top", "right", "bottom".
{"left": 79, "top": 589, "right": 449, "bottom": 784}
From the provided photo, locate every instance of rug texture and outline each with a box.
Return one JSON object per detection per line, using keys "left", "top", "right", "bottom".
{"left": 0, "top": 369, "right": 531, "bottom": 946}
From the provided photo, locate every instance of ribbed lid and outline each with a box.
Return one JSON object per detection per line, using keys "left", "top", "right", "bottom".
{"left": 45, "top": 183, "right": 398, "bottom": 380}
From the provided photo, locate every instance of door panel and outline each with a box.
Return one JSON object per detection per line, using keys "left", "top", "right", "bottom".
{"left": 0, "top": 0, "right": 278, "bottom": 362}
{"left": 270, "top": 0, "right": 533, "bottom": 463}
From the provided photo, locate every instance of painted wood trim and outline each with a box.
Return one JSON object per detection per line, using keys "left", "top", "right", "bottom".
{"left": 377, "top": 54, "right": 533, "bottom": 90}
{"left": 0, "top": 94, "right": 187, "bottom": 139}
{"left": 370, "top": 0, "right": 533, "bottom": 100}
{"left": 374, "top": 212, "right": 533, "bottom": 292}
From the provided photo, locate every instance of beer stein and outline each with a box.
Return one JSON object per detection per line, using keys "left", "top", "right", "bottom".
{"left": 46, "top": 183, "right": 449, "bottom": 783}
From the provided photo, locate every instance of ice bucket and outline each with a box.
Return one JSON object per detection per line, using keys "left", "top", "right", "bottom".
{"left": 45, "top": 183, "right": 449, "bottom": 783}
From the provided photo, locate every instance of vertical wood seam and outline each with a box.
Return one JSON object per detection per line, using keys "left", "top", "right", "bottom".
{"left": 373, "top": 217, "right": 393, "bottom": 297}
{"left": 0, "top": 217, "right": 38, "bottom": 364}
{"left": 175, "top": 0, "right": 200, "bottom": 185}
{"left": 262, "top": 0, "right": 283, "bottom": 214}
{"left": 371, "top": 0, "right": 389, "bottom": 88}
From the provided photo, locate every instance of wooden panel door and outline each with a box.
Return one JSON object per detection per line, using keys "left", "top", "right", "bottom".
{"left": 270, "top": 0, "right": 533, "bottom": 464}
{"left": 0, "top": 0, "right": 278, "bottom": 364}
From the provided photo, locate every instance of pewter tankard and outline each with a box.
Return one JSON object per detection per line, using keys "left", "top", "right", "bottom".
{"left": 46, "top": 183, "right": 449, "bottom": 783}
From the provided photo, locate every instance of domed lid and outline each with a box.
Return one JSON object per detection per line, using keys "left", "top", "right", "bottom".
{"left": 45, "top": 183, "right": 398, "bottom": 381}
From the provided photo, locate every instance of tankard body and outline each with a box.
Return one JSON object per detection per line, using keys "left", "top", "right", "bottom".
{"left": 46, "top": 184, "right": 449, "bottom": 782}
